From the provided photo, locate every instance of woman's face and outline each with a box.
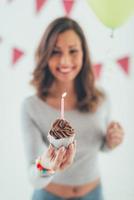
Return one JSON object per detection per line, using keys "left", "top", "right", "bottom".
{"left": 48, "top": 30, "right": 83, "bottom": 83}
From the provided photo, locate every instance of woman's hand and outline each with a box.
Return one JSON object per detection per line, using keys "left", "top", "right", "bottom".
{"left": 105, "top": 121, "right": 124, "bottom": 149}
{"left": 41, "top": 141, "right": 76, "bottom": 172}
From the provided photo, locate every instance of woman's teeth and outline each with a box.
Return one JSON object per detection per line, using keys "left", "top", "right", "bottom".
{"left": 60, "top": 68, "right": 72, "bottom": 73}
{"left": 58, "top": 67, "right": 73, "bottom": 73}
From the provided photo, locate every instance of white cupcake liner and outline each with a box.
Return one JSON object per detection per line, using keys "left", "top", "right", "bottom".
{"left": 47, "top": 133, "right": 75, "bottom": 148}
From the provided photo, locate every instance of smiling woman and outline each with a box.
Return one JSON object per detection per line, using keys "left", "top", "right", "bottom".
{"left": 48, "top": 30, "right": 83, "bottom": 82}
{"left": 30, "top": 17, "right": 103, "bottom": 112}
{"left": 21, "top": 16, "right": 124, "bottom": 200}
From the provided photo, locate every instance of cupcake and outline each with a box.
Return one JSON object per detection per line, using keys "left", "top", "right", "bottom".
{"left": 47, "top": 118, "right": 75, "bottom": 148}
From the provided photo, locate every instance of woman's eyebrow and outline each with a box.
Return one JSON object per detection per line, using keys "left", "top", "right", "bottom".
{"left": 68, "top": 45, "right": 77, "bottom": 48}
{"left": 54, "top": 44, "right": 77, "bottom": 49}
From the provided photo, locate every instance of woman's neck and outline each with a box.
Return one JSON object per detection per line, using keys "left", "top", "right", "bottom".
{"left": 49, "top": 81, "right": 76, "bottom": 98}
{"left": 46, "top": 81, "right": 77, "bottom": 110}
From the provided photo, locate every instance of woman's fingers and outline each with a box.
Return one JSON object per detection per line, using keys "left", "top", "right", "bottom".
{"left": 53, "top": 146, "right": 66, "bottom": 170}
{"left": 107, "top": 127, "right": 124, "bottom": 148}
{"left": 108, "top": 122, "right": 124, "bottom": 134}
{"left": 110, "top": 136, "right": 123, "bottom": 144}
{"left": 60, "top": 141, "right": 76, "bottom": 170}
{"left": 42, "top": 141, "right": 77, "bottom": 171}
{"left": 40, "top": 144, "right": 55, "bottom": 166}
{"left": 48, "top": 144, "right": 55, "bottom": 156}
{"left": 108, "top": 121, "right": 119, "bottom": 129}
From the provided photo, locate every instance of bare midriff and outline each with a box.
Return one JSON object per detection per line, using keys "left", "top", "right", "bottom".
{"left": 45, "top": 178, "right": 100, "bottom": 198}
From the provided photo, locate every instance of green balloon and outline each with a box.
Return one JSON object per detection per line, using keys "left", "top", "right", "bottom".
{"left": 87, "top": 0, "right": 134, "bottom": 28}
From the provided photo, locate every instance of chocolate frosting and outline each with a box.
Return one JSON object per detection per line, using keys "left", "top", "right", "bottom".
{"left": 49, "top": 119, "right": 75, "bottom": 139}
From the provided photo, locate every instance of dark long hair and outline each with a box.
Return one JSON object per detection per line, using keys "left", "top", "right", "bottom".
{"left": 30, "top": 17, "right": 105, "bottom": 112}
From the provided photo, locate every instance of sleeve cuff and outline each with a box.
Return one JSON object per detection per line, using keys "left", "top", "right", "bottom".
{"left": 100, "top": 137, "right": 112, "bottom": 152}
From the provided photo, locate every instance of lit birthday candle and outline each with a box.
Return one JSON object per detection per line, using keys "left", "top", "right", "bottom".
{"left": 61, "top": 92, "right": 67, "bottom": 119}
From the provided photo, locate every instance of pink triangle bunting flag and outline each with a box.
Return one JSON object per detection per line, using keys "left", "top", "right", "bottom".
{"left": 117, "top": 56, "right": 130, "bottom": 75}
{"left": 62, "top": 0, "right": 75, "bottom": 15}
{"left": 36, "top": 0, "right": 47, "bottom": 14}
{"left": 12, "top": 48, "right": 25, "bottom": 65}
{"left": 92, "top": 63, "right": 102, "bottom": 79}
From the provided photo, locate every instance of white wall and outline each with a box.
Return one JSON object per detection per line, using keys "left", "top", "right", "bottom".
{"left": 0, "top": 0, "right": 134, "bottom": 199}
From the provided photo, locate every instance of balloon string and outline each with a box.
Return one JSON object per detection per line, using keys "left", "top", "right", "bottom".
{"left": 110, "top": 29, "right": 114, "bottom": 38}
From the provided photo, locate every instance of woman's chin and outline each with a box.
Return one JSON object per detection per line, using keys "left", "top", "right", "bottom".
{"left": 56, "top": 77, "right": 75, "bottom": 83}
{"left": 54, "top": 70, "right": 78, "bottom": 82}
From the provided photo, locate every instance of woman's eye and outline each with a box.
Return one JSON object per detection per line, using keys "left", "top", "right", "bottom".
{"left": 51, "top": 50, "right": 61, "bottom": 55}
{"left": 70, "top": 50, "right": 78, "bottom": 54}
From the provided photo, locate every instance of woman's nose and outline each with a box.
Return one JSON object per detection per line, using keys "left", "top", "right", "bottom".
{"left": 60, "top": 54, "right": 72, "bottom": 67}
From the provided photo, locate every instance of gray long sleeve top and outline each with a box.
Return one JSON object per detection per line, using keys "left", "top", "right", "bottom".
{"left": 21, "top": 94, "right": 112, "bottom": 189}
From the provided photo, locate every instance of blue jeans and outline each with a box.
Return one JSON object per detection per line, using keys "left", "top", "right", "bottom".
{"left": 32, "top": 184, "right": 104, "bottom": 200}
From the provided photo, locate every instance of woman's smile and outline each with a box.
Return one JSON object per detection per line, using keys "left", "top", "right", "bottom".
{"left": 56, "top": 66, "right": 76, "bottom": 75}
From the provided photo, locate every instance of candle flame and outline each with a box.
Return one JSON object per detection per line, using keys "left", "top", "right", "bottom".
{"left": 62, "top": 92, "right": 67, "bottom": 98}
